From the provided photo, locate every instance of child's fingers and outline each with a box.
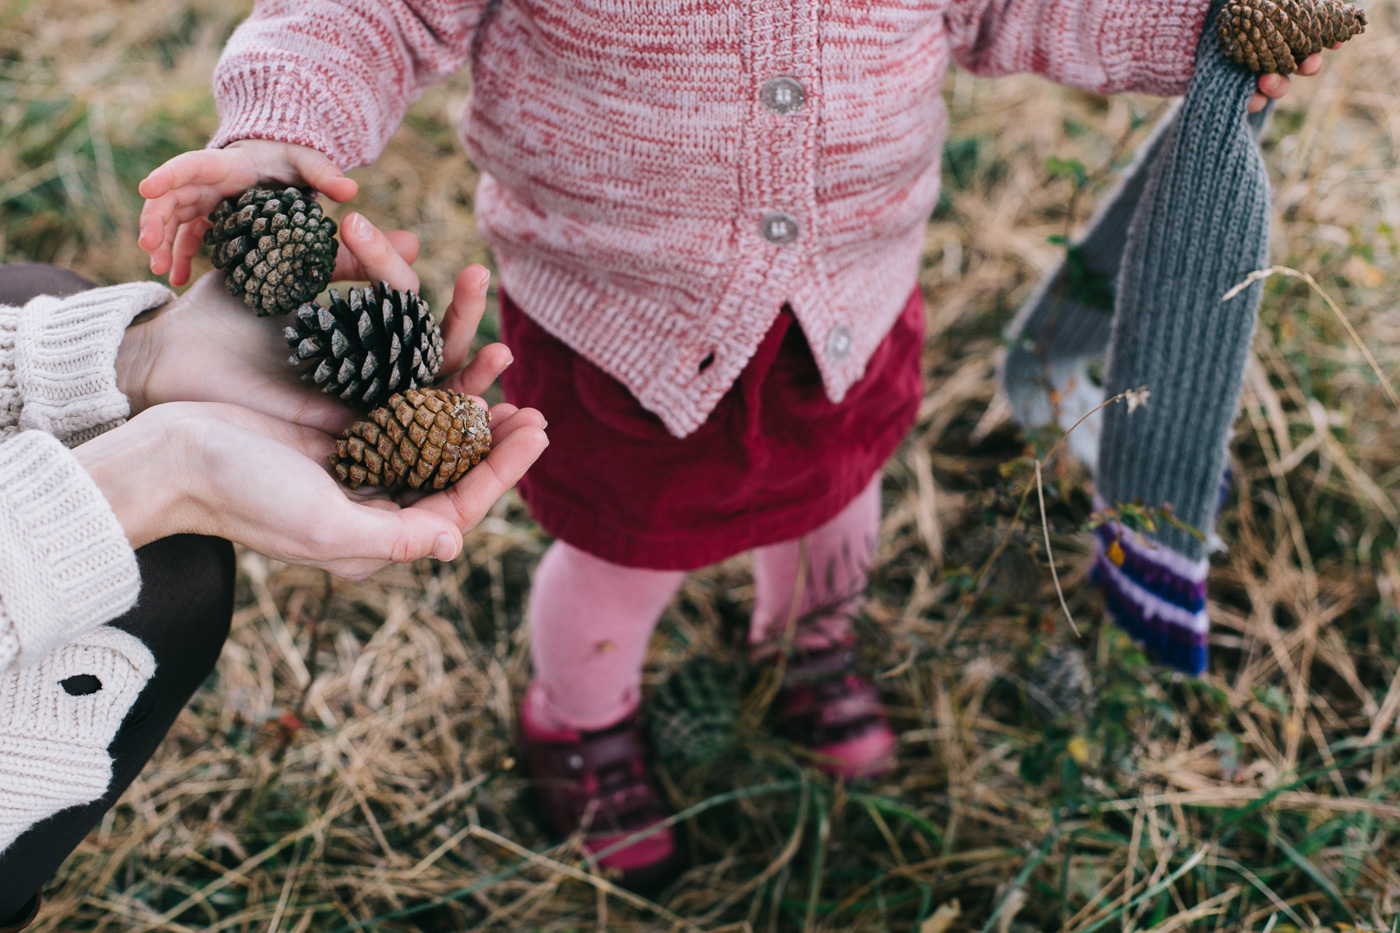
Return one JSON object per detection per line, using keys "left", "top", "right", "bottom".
{"left": 143, "top": 207, "right": 189, "bottom": 275}
{"left": 141, "top": 184, "right": 237, "bottom": 270}
{"left": 437, "top": 265, "right": 493, "bottom": 374}
{"left": 437, "top": 343, "right": 514, "bottom": 398}
{"left": 1297, "top": 53, "right": 1324, "bottom": 77}
{"left": 169, "top": 219, "right": 211, "bottom": 287}
{"left": 332, "top": 213, "right": 421, "bottom": 291}
{"left": 138, "top": 149, "right": 251, "bottom": 200}
{"left": 1249, "top": 52, "right": 1326, "bottom": 112}
{"left": 1257, "top": 73, "right": 1290, "bottom": 100}
{"left": 148, "top": 243, "right": 171, "bottom": 277}
{"left": 139, "top": 143, "right": 357, "bottom": 278}
{"left": 138, "top": 194, "right": 192, "bottom": 254}
{"left": 138, "top": 200, "right": 168, "bottom": 252}
{"left": 139, "top": 152, "right": 255, "bottom": 270}
{"left": 287, "top": 148, "right": 358, "bottom": 202}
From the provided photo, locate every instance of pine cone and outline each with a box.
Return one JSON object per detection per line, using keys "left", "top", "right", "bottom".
{"left": 1218, "top": 0, "right": 1367, "bottom": 75}
{"left": 1025, "top": 646, "right": 1097, "bottom": 723}
{"left": 646, "top": 657, "right": 741, "bottom": 768}
{"left": 332, "top": 388, "right": 491, "bottom": 490}
{"left": 285, "top": 282, "right": 444, "bottom": 409}
{"left": 204, "top": 186, "right": 338, "bottom": 316}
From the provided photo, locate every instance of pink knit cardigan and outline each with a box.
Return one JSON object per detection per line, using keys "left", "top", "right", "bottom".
{"left": 212, "top": 0, "right": 1211, "bottom": 437}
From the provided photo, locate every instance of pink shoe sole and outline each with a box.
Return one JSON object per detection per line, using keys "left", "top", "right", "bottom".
{"left": 809, "top": 721, "right": 898, "bottom": 779}
{"left": 586, "top": 824, "right": 685, "bottom": 889}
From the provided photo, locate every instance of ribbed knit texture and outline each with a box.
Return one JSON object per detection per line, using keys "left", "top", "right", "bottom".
{"left": 1003, "top": 0, "right": 1272, "bottom": 675}
{"left": 212, "top": 0, "right": 1212, "bottom": 437}
{"left": 0, "top": 432, "right": 141, "bottom": 671}
{"left": 1003, "top": 102, "right": 1271, "bottom": 489}
{"left": 1097, "top": 7, "right": 1270, "bottom": 560}
{"left": 1, "top": 283, "right": 172, "bottom": 445}
{"left": 0, "top": 284, "right": 163, "bottom": 672}
{"left": 1002, "top": 104, "right": 1182, "bottom": 467}
{"left": 0, "top": 625, "right": 155, "bottom": 853}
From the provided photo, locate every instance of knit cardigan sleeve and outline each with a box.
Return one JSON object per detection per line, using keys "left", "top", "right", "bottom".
{"left": 0, "top": 432, "right": 140, "bottom": 673}
{"left": 0, "top": 283, "right": 172, "bottom": 445}
{"left": 210, "top": 0, "right": 491, "bottom": 170}
{"left": 0, "top": 284, "right": 168, "bottom": 672}
{"left": 945, "top": 0, "right": 1215, "bottom": 97}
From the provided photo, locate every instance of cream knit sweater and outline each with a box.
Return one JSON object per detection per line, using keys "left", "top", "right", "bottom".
{"left": 0, "top": 281, "right": 171, "bottom": 854}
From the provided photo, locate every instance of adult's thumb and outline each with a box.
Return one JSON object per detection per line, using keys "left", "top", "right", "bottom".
{"left": 362, "top": 508, "right": 461, "bottom": 564}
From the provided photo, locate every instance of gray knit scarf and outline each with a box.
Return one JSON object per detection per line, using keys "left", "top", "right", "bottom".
{"left": 1002, "top": 0, "right": 1271, "bottom": 674}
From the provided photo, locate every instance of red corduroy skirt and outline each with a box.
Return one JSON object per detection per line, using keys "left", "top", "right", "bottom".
{"left": 498, "top": 288, "right": 924, "bottom": 570}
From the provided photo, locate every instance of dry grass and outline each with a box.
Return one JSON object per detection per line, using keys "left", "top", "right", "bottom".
{"left": 3, "top": 0, "right": 1400, "bottom": 929}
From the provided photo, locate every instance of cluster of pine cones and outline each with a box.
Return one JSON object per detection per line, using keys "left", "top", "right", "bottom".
{"left": 204, "top": 185, "right": 489, "bottom": 490}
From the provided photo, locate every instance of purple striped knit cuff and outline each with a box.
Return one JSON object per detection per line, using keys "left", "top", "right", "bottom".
{"left": 1090, "top": 508, "right": 1210, "bottom": 675}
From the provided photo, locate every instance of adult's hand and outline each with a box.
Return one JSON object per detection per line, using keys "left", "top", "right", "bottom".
{"left": 72, "top": 400, "right": 548, "bottom": 580}
{"left": 119, "top": 213, "right": 512, "bottom": 435}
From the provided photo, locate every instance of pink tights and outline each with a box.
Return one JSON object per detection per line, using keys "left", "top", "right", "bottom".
{"left": 527, "top": 475, "right": 882, "bottom": 731}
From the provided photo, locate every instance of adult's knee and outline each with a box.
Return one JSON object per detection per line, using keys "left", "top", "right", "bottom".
{"left": 0, "top": 538, "right": 235, "bottom": 913}
{"left": 0, "top": 263, "right": 93, "bottom": 305}
{"left": 124, "top": 535, "right": 236, "bottom": 678}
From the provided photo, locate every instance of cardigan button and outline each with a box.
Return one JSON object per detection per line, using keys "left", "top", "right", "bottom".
{"left": 761, "top": 77, "right": 805, "bottom": 115}
{"left": 759, "top": 212, "right": 799, "bottom": 245}
{"left": 827, "top": 326, "right": 852, "bottom": 361}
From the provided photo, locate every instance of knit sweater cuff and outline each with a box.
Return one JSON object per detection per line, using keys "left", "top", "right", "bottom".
{"left": 3, "top": 282, "right": 172, "bottom": 446}
{"left": 1089, "top": 508, "right": 1209, "bottom": 676}
{"left": 0, "top": 432, "right": 140, "bottom": 671}
{"left": 1100, "top": 0, "right": 1215, "bottom": 97}
{"left": 211, "top": 62, "right": 355, "bottom": 167}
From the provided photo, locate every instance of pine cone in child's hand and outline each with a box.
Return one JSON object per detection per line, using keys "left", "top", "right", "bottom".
{"left": 204, "top": 186, "right": 338, "bottom": 316}
{"left": 332, "top": 387, "right": 491, "bottom": 490}
{"left": 1217, "top": 0, "right": 1367, "bottom": 75}
{"left": 285, "top": 282, "right": 444, "bottom": 409}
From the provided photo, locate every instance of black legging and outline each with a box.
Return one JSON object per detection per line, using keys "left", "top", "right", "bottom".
{"left": 0, "top": 265, "right": 236, "bottom": 919}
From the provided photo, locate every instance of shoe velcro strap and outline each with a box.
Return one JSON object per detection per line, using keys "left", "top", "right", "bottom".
{"left": 573, "top": 725, "right": 647, "bottom": 773}
{"left": 783, "top": 645, "right": 859, "bottom": 681}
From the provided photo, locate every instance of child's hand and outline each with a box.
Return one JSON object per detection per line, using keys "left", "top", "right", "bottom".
{"left": 1249, "top": 47, "right": 1336, "bottom": 113}
{"left": 138, "top": 139, "right": 358, "bottom": 286}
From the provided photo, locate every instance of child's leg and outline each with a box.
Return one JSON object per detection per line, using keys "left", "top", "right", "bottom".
{"left": 749, "top": 474, "right": 895, "bottom": 778}
{"left": 527, "top": 540, "right": 685, "bottom": 731}
{"left": 750, "top": 472, "right": 882, "bottom": 650}
{"left": 520, "top": 541, "right": 687, "bottom": 889}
